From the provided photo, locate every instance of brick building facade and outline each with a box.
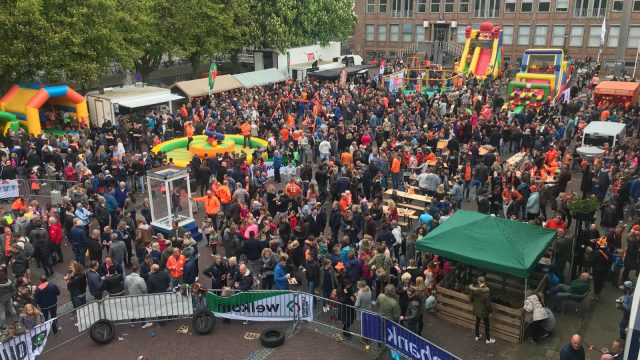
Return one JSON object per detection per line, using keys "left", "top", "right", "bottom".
{"left": 351, "top": 0, "right": 640, "bottom": 71}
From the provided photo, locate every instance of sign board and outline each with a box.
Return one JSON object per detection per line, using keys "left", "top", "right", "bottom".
{"left": 0, "top": 180, "right": 19, "bottom": 199}
{"left": 206, "top": 291, "right": 313, "bottom": 322}
{"left": 385, "top": 321, "right": 460, "bottom": 360}
{"left": 0, "top": 321, "right": 52, "bottom": 360}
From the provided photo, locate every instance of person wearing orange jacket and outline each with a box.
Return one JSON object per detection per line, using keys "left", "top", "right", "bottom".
{"left": 193, "top": 190, "right": 221, "bottom": 227}
{"left": 11, "top": 197, "right": 27, "bottom": 213}
{"left": 185, "top": 121, "right": 194, "bottom": 150}
{"left": 391, "top": 155, "right": 402, "bottom": 189}
{"left": 241, "top": 121, "right": 252, "bottom": 148}
{"left": 166, "top": 248, "right": 186, "bottom": 287}
{"left": 216, "top": 179, "right": 232, "bottom": 218}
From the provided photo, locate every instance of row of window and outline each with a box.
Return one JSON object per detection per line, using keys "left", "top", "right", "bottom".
{"left": 365, "top": 0, "right": 640, "bottom": 15}
{"left": 364, "top": 24, "right": 640, "bottom": 49}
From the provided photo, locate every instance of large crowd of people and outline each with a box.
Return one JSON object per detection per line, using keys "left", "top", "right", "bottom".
{"left": 0, "top": 56, "right": 636, "bottom": 358}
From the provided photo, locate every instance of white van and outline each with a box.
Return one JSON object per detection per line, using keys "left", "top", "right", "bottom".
{"left": 581, "top": 121, "right": 626, "bottom": 148}
{"left": 577, "top": 121, "right": 626, "bottom": 158}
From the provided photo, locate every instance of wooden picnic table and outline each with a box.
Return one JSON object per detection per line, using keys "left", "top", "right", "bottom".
{"left": 478, "top": 145, "right": 494, "bottom": 156}
{"left": 383, "top": 205, "right": 416, "bottom": 228}
{"left": 506, "top": 152, "right": 525, "bottom": 167}
{"left": 384, "top": 189, "right": 433, "bottom": 204}
{"left": 383, "top": 205, "right": 415, "bottom": 218}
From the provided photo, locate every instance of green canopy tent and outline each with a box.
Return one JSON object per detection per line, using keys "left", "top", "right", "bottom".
{"left": 416, "top": 210, "right": 556, "bottom": 278}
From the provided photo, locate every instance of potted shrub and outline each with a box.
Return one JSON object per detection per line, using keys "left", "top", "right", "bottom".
{"left": 567, "top": 196, "right": 600, "bottom": 221}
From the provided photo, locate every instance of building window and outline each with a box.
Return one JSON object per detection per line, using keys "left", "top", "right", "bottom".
{"left": 534, "top": 26, "right": 547, "bottom": 46}
{"left": 431, "top": 0, "right": 441, "bottom": 13}
{"left": 628, "top": 26, "right": 640, "bottom": 47}
{"left": 378, "top": 25, "right": 387, "bottom": 41}
{"left": 457, "top": 28, "right": 467, "bottom": 43}
{"left": 389, "top": 51, "right": 397, "bottom": 57}
{"left": 607, "top": 26, "right": 619, "bottom": 47}
{"left": 612, "top": 0, "right": 623, "bottom": 11}
{"left": 574, "top": 0, "right": 588, "bottom": 17}
{"left": 517, "top": 25, "right": 531, "bottom": 46}
{"left": 502, "top": 25, "right": 514, "bottom": 45}
{"left": 588, "top": 25, "right": 601, "bottom": 47}
{"left": 390, "top": 24, "right": 400, "bottom": 42}
{"left": 392, "top": 0, "right": 402, "bottom": 17}
{"left": 379, "top": 0, "right": 388, "bottom": 12}
{"left": 416, "top": 25, "right": 426, "bottom": 42}
{"left": 635, "top": 0, "right": 640, "bottom": 11}
{"left": 459, "top": 0, "right": 470, "bottom": 12}
{"left": 475, "top": 0, "right": 500, "bottom": 18}
{"left": 556, "top": 0, "right": 568, "bottom": 11}
{"left": 402, "top": 23, "right": 413, "bottom": 42}
{"left": 404, "top": 0, "right": 414, "bottom": 16}
{"left": 505, "top": 0, "right": 515, "bottom": 13}
{"left": 521, "top": 0, "right": 533, "bottom": 12}
{"left": 538, "top": 0, "right": 550, "bottom": 11}
{"left": 551, "top": 25, "right": 565, "bottom": 47}
{"left": 366, "top": 0, "right": 376, "bottom": 13}
{"left": 445, "top": 0, "right": 454, "bottom": 12}
{"left": 504, "top": 56, "right": 511, "bottom": 64}
{"left": 366, "top": 24, "right": 375, "bottom": 41}
{"left": 417, "top": 0, "right": 427, "bottom": 12}
{"left": 569, "top": 25, "right": 584, "bottom": 47}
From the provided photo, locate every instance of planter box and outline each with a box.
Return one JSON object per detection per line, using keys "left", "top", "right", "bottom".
{"left": 571, "top": 211, "right": 596, "bottom": 221}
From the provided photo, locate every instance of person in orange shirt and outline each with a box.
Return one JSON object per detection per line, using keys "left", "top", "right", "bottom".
{"left": 285, "top": 178, "right": 302, "bottom": 198}
{"left": 501, "top": 184, "right": 522, "bottom": 218}
{"left": 166, "top": 248, "right": 186, "bottom": 286}
{"left": 193, "top": 190, "right": 221, "bottom": 226}
{"left": 11, "top": 197, "right": 27, "bottom": 213}
{"left": 291, "top": 128, "right": 301, "bottom": 151}
{"left": 545, "top": 146, "right": 558, "bottom": 165}
{"left": 463, "top": 161, "right": 472, "bottom": 200}
{"left": 341, "top": 151, "right": 353, "bottom": 166}
{"left": 339, "top": 191, "right": 351, "bottom": 215}
{"left": 390, "top": 155, "right": 402, "bottom": 189}
{"left": 241, "top": 121, "right": 252, "bottom": 148}
{"left": 216, "top": 179, "right": 232, "bottom": 216}
{"left": 286, "top": 113, "right": 295, "bottom": 128}
{"left": 280, "top": 126, "right": 290, "bottom": 145}
{"left": 185, "top": 121, "right": 194, "bottom": 150}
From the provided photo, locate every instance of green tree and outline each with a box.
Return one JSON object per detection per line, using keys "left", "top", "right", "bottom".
{"left": 0, "top": 0, "right": 148, "bottom": 88}
{"left": 248, "top": 0, "right": 356, "bottom": 51}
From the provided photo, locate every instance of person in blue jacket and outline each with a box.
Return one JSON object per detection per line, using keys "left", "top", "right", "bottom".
{"left": 273, "top": 255, "right": 289, "bottom": 290}
{"left": 182, "top": 252, "right": 198, "bottom": 285}
{"left": 34, "top": 275, "right": 60, "bottom": 334}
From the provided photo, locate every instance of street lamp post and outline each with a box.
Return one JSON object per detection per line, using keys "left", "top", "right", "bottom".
{"left": 633, "top": 39, "right": 640, "bottom": 79}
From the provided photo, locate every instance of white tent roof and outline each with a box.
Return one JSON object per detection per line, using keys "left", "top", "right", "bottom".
{"left": 117, "top": 92, "right": 184, "bottom": 108}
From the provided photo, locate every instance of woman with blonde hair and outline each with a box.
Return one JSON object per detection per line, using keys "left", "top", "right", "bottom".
{"left": 386, "top": 199, "right": 399, "bottom": 222}
{"left": 260, "top": 248, "right": 277, "bottom": 290}
{"left": 19, "top": 304, "right": 43, "bottom": 331}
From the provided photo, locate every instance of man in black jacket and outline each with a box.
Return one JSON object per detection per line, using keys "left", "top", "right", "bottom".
{"left": 233, "top": 264, "right": 254, "bottom": 292}
{"left": 29, "top": 219, "right": 53, "bottom": 277}
{"left": 242, "top": 231, "right": 262, "bottom": 278}
{"left": 147, "top": 264, "right": 171, "bottom": 293}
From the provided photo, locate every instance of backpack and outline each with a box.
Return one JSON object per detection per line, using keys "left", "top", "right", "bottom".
{"left": 17, "top": 237, "right": 34, "bottom": 258}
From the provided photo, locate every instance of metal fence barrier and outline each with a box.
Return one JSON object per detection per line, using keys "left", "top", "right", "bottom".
{"left": 39, "top": 289, "right": 460, "bottom": 360}
{"left": 16, "top": 178, "right": 81, "bottom": 202}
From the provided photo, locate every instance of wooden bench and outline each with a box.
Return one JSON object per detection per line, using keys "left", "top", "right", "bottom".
{"left": 398, "top": 203, "right": 424, "bottom": 211}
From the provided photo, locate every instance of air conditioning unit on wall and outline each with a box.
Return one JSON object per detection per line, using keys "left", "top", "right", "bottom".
{"left": 451, "top": 21, "right": 457, "bottom": 28}
{"left": 423, "top": 21, "right": 429, "bottom": 28}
